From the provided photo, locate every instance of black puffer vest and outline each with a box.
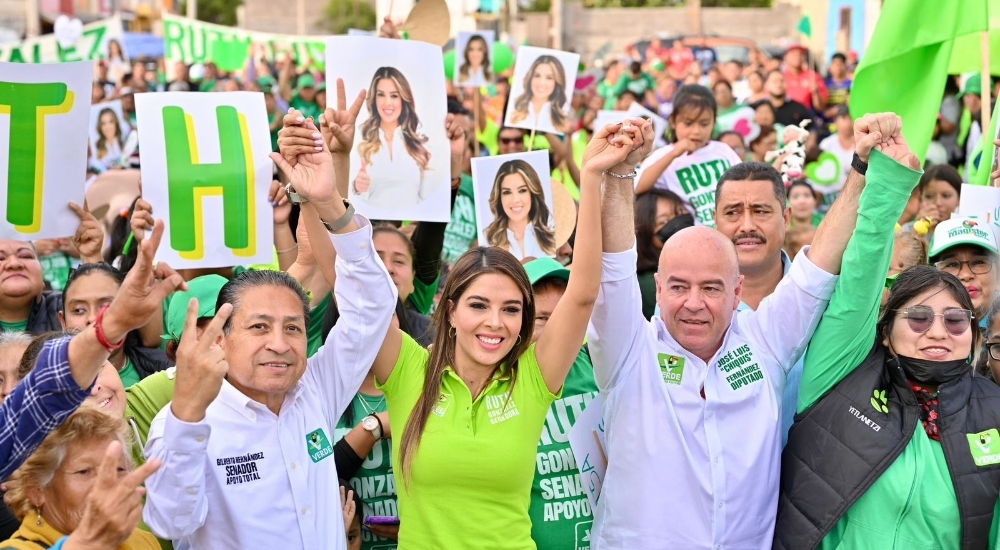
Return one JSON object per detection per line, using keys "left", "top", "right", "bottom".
{"left": 774, "top": 344, "right": 1000, "bottom": 550}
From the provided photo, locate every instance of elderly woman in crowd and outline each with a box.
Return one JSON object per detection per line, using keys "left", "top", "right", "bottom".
{"left": 1, "top": 403, "right": 160, "bottom": 549}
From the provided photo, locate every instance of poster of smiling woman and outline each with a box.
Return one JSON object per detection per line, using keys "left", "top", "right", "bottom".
{"left": 326, "top": 36, "right": 450, "bottom": 222}
{"left": 454, "top": 31, "right": 495, "bottom": 88}
{"left": 472, "top": 151, "right": 555, "bottom": 261}
{"left": 503, "top": 46, "right": 580, "bottom": 136}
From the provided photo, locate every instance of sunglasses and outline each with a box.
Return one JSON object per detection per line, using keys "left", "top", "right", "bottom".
{"left": 499, "top": 137, "right": 525, "bottom": 145}
{"left": 894, "top": 305, "right": 973, "bottom": 336}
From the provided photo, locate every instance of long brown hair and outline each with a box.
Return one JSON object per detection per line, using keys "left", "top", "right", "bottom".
{"left": 397, "top": 247, "right": 535, "bottom": 487}
{"left": 459, "top": 35, "right": 492, "bottom": 83}
{"left": 95, "top": 108, "right": 124, "bottom": 159}
{"left": 511, "top": 55, "right": 568, "bottom": 133}
{"left": 484, "top": 159, "right": 556, "bottom": 256}
{"left": 358, "top": 67, "right": 431, "bottom": 171}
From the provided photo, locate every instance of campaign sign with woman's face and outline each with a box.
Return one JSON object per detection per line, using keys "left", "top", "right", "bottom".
{"left": 454, "top": 31, "right": 495, "bottom": 88}
{"left": 105, "top": 37, "right": 128, "bottom": 64}
{"left": 472, "top": 151, "right": 557, "bottom": 261}
{"left": 88, "top": 100, "right": 130, "bottom": 168}
{"left": 503, "top": 46, "right": 580, "bottom": 136}
{"left": 327, "top": 36, "right": 450, "bottom": 222}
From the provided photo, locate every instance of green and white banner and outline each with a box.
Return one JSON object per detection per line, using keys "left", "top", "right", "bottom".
{"left": 162, "top": 14, "right": 325, "bottom": 73}
{"left": 0, "top": 15, "right": 124, "bottom": 64}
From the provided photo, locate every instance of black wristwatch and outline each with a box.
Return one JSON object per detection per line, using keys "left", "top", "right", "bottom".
{"left": 852, "top": 153, "right": 869, "bottom": 176}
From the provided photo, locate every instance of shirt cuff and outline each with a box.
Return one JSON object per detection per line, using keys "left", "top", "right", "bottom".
{"left": 602, "top": 244, "right": 638, "bottom": 283}
{"left": 49, "top": 337, "right": 93, "bottom": 398}
{"left": 790, "top": 245, "right": 839, "bottom": 300}
{"left": 330, "top": 215, "right": 374, "bottom": 264}
{"left": 868, "top": 148, "right": 922, "bottom": 198}
{"left": 163, "top": 408, "right": 212, "bottom": 453}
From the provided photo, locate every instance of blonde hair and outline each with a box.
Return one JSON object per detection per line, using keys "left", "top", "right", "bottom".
{"left": 95, "top": 108, "right": 124, "bottom": 160}
{"left": 484, "top": 159, "right": 556, "bottom": 256}
{"left": 4, "top": 403, "right": 133, "bottom": 521}
{"left": 358, "top": 67, "right": 430, "bottom": 172}
{"left": 510, "top": 56, "right": 569, "bottom": 133}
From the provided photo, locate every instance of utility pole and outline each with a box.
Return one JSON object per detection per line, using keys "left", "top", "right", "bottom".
{"left": 549, "top": 0, "right": 561, "bottom": 50}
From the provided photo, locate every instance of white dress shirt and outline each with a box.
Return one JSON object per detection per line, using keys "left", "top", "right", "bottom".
{"left": 506, "top": 224, "right": 550, "bottom": 260}
{"left": 143, "top": 216, "right": 397, "bottom": 550}
{"left": 357, "top": 127, "right": 425, "bottom": 210}
{"left": 587, "top": 244, "right": 837, "bottom": 550}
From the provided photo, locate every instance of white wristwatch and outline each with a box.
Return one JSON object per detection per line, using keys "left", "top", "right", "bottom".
{"left": 362, "top": 414, "right": 383, "bottom": 441}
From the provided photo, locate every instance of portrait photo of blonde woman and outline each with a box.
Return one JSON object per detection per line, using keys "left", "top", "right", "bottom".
{"left": 503, "top": 46, "right": 580, "bottom": 136}
{"left": 328, "top": 36, "right": 451, "bottom": 222}
{"left": 88, "top": 100, "right": 130, "bottom": 170}
{"left": 473, "top": 151, "right": 556, "bottom": 261}
{"left": 455, "top": 31, "right": 495, "bottom": 88}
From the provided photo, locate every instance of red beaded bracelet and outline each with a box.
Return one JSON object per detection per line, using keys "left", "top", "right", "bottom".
{"left": 94, "top": 304, "right": 124, "bottom": 353}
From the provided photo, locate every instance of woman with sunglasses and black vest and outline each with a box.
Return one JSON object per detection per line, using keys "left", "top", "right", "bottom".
{"left": 774, "top": 129, "right": 1000, "bottom": 549}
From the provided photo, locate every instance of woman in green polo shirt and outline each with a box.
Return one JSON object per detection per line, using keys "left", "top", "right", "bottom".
{"left": 367, "top": 119, "right": 655, "bottom": 549}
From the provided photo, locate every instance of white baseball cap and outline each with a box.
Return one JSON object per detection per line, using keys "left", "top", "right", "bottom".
{"left": 928, "top": 217, "right": 1000, "bottom": 259}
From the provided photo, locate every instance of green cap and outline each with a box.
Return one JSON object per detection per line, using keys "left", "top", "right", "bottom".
{"left": 316, "top": 81, "right": 327, "bottom": 93}
{"left": 524, "top": 257, "right": 570, "bottom": 287}
{"left": 928, "top": 217, "right": 1000, "bottom": 259}
{"left": 296, "top": 73, "right": 316, "bottom": 91}
{"left": 959, "top": 73, "right": 992, "bottom": 99}
{"left": 161, "top": 275, "right": 229, "bottom": 342}
{"left": 258, "top": 75, "right": 276, "bottom": 93}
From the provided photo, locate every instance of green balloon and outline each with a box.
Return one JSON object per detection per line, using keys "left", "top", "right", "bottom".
{"left": 444, "top": 49, "right": 456, "bottom": 81}
{"left": 445, "top": 42, "right": 515, "bottom": 81}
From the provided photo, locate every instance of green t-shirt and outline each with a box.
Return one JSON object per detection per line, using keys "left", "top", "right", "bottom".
{"left": 291, "top": 95, "right": 322, "bottom": 122}
{"left": 442, "top": 175, "right": 478, "bottom": 265}
{"left": 478, "top": 117, "right": 501, "bottom": 156}
{"left": 118, "top": 357, "right": 141, "bottom": 388}
{"left": 613, "top": 73, "right": 656, "bottom": 98}
{"left": 335, "top": 393, "right": 396, "bottom": 550}
{"left": 378, "top": 334, "right": 559, "bottom": 549}
{"left": 407, "top": 277, "right": 439, "bottom": 316}
{"left": 307, "top": 293, "right": 332, "bottom": 357}
{"left": 0, "top": 319, "right": 28, "bottom": 333}
{"left": 597, "top": 80, "right": 618, "bottom": 110}
{"left": 529, "top": 346, "right": 599, "bottom": 549}
{"left": 38, "top": 252, "right": 78, "bottom": 291}
{"left": 125, "top": 367, "right": 177, "bottom": 466}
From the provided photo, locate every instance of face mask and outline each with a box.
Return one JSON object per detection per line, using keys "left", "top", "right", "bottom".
{"left": 895, "top": 355, "right": 971, "bottom": 385}
{"left": 656, "top": 214, "right": 695, "bottom": 244}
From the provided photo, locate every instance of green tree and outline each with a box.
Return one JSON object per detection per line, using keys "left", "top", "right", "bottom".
{"left": 178, "top": 0, "right": 242, "bottom": 26}
{"left": 320, "top": 0, "right": 377, "bottom": 34}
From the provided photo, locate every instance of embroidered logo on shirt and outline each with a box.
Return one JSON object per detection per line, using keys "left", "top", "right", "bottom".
{"left": 486, "top": 394, "right": 520, "bottom": 425}
{"left": 871, "top": 389, "right": 889, "bottom": 414}
{"left": 968, "top": 429, "right": 1000, "bottom": 467}
{"left": 217, "top": 451, "right": 264, "bottom": 485}
{"left": 306, "top": 428, "right": 333, "bottom": 463}
{"left": 658, "top": 354, "right": 685, "bottom": 385}
{"left": 432, "top": 392, "right": 452, "bottom": 417}
{"left": 717, "top": 344, "right": 763, "bottom": 391}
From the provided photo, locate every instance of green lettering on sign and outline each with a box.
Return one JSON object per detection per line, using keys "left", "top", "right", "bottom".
{"left": 0, "top": 82, "right": 74, "bottom": 232}
{"left": 162, "top": 105, "right": 257, "bottom": 260}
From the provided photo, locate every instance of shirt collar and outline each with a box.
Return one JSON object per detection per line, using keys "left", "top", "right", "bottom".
{"left": 217, "top": 378, "right": 305, "bottom": 420}
{"left": 737, "top": 250, "right": 791, "bottom": 312}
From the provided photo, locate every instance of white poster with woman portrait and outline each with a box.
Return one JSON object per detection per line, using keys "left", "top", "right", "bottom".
{"left": 103, "top": 36, "right": 130, "bottom": 84}
{"left": 472, "top": 151, "right": 556, "bottom": 261}
{"left": 503, "top": 46, "right": 580, "bottom": 136}
{"left": 454, "top": 31, "right": 495, "bottom": 88}
{"left": 326, "top": 36, "right": 450, "bottom": 222}
{"left": 89, "top": 100, "right": 131, "bottom": 171}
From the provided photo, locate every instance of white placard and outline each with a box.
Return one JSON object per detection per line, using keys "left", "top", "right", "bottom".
{"left": 626, "top": 102, "right": 668, "bottom": 146}
{"left": 0, "top": 61, "right": 91, "bottom": 240}
{"left": 503, "top": 46, "right": 581, "bottom": 136}
{"left": 471, "top": 151, "right": 555, "bottom": 261}
{"left": 594, "top": 110, "right": 628, "bottom": 134}
{"left": 568, "top": 392, "right": 606, "bottom": 511}
{"left": 327, "top": 36, "right": 450, "bottom": 222}
{"left": 89, "top": 100, "right": 131, "bottom": 170}
{"left": 454, "top": 31, "right": 495, "bottom": 88}
{"left": 135, "top": 92, "right": 274, "bottom": 268}
{"left": 958, "top": 183, "right": 1000, "bottom": 223}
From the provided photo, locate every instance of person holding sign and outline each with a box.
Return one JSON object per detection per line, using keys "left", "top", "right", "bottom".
{"left": 142, "top": 112, "right": 398, "bottom": 550}
{"left": 457, "top": 34, "right": 492, "bottom": 87}
{"left": 588, "top": 111, "right": 917, "bottom": 548}
{"left": 352, "top": 67, "right": 432, "bottom": 209}
{"left": 508, "top": 55, "right": 571, "bottom": 135}
{"left": 361, "top": 118, "right": 653, "bottom": 549}
{"left": 484, "top": 159, "right": 557, "bottom": 260}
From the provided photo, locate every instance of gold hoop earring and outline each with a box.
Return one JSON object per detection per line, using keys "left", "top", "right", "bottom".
{"left": 449, "top": 326, "right": 457, "bottom": 338}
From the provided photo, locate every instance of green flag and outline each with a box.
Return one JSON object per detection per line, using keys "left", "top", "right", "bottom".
{"left": 850, "top": 0, "right": 988, "bottom": 163}
{"left": 797, "top": 15, "right": 812, "bottom": 38}
{"left": 970, "top": 97, "right": 1000, "bottom": 185}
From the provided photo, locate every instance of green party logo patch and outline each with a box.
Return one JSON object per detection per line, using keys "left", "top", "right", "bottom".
{"left": 432, "top": 392, "right": 452, "bottom": 417}
{"left": 658, "top": 354, "right": 685, "bottom": 385}
{"left": 306, "top": 428, "right": 333, "bottom": 463}
{"left": 968, "top": 429, "right": 1000, "bottom": 467}
{"left": 871, "top": 389, "right": 889, "bottom": 414}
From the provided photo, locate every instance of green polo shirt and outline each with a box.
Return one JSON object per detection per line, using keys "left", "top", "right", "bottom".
{"left": 379, "top": 334, "right": 560, "bottom": 549}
